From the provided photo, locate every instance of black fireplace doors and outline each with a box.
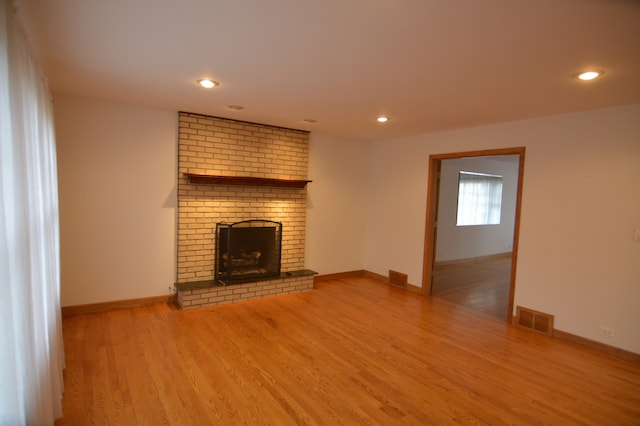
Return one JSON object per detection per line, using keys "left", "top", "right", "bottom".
{"left": 215, "top": 220, "right": 282, "bottom": 284}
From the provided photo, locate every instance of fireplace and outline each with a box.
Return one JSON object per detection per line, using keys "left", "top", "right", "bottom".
{"left": 215, "top": 220, "right": 282, "bottom": 284}
{"left": 176, "top": 113, "right": 313, "bottom": 308}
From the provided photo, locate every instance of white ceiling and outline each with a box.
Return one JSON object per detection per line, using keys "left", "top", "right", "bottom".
{"left": 20, "top": 0, "right": 640, "bottom": 141}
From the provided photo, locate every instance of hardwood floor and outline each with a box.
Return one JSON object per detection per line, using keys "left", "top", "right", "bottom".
{"left": 432, "top": 254, "right": 512, "bottom": 320}
{"left": 56, "top": 276, "right": 640, "bottom": 425}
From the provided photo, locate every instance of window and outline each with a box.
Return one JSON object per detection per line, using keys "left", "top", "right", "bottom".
{"left": 456, "top": 171, "right": 503, "bottom": 226}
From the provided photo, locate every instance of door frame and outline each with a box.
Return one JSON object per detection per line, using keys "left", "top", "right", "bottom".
{"left": 421, "top": 147, "right": 526, "bottom": 323}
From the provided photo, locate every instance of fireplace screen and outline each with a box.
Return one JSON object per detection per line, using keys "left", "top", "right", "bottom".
{"left": 215, "top": 220, "right": 282, "bottom": 284}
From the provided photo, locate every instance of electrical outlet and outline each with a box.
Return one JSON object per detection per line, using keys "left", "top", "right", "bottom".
{"left": 600, "top": 326, "right": 614, "bottom": 337}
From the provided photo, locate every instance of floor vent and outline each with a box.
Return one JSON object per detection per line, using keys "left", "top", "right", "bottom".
{"left": 515, "top": 306, "right": 554, "bottom": 336}
{"left": 389, "top": 270, "right": 408, "bottom": 288}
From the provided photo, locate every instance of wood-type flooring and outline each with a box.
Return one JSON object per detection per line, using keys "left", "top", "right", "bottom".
{"left": 55, "top": 275, "right": 640, "bottom": 425}
{"left": 432, "top": 255, "right": 512, "bottom": 320}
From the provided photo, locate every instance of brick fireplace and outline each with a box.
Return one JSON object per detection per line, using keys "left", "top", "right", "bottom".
{"left": 175, "top": 112, "right": 315, "bottom": 309}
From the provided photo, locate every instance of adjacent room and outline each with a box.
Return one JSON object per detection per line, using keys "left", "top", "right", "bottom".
{"left": 2, "top": 0, "right": 640, "bottom": 424}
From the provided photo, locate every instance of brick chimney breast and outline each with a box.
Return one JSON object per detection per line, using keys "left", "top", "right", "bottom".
{"left": 176, "top": 112, "right": 310, "bottom": 287}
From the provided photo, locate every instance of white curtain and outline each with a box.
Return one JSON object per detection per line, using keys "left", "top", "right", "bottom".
{"left": 456, "top": 171, "right": 503, "bottom": 226}
{"left": 0, "top": 0, "right": 65, "bottom": 424}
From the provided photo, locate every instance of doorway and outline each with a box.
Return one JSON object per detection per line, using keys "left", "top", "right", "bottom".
{"left": 421, "top": 148, "right": 525, "bottom": 322}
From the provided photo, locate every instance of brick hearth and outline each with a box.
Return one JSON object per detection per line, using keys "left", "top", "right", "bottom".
{"left": 176, "top": 271, "right": 316, "bottom": 309}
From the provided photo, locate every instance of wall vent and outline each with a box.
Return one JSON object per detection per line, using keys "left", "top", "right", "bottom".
{"left": 388, "top": 270, "right": 408, "bottom": 288}
{"left": 515, "top": 306, "right": 554, "bottom": 336}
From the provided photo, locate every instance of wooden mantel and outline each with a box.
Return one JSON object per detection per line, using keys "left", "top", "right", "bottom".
{"left": 184, "top": 173, "right": 312, "bottom": 188}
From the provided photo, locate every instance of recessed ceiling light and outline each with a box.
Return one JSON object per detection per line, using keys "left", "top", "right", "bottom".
{"left": 197, "top": 79, "right": 218, "bottom": 88}
{"left": 577, "top": 71, "right": 603, "bottom": 81}
{"left": 376, "top": 116, "right": 389, "bottom": 123}
{"left": 227, "top": 105, "right": 244, "bottom": 111}
{"left": 302, "top": 118, "right": 317, "bottom": 124}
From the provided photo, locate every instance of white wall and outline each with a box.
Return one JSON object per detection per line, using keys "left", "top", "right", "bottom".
{"left": 305, "top": 133, "right": 369, "bottom": 274}
{"left": 54, "top": 97, "right": 369, "bottom": 304}
{"left": 54, "top": 96, "right": 176, "bottom": 306}
{"left": 364, "top": 103, "right": 640, "bottom": 354}
{"left": 54, "top": 95, "right": 640, "bottom": 354}
{"left": 436, "top": 156, "right": 519, "bottom": 262}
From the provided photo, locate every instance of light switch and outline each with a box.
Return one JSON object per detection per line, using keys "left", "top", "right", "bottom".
{"left": 635, "top": 228, "right": 640, "bottom": 242}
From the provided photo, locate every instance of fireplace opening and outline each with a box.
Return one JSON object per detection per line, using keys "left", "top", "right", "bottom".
{"left": 215, "top": 220, "right": 282, "bottom": 284}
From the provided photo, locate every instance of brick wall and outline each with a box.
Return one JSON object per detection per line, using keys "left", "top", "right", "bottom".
{"left": 176, "top": 112, "right": 310, "bottom": 285}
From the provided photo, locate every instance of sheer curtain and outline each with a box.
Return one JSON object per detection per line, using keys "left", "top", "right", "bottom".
{"left": 456, "top": 171, "right": 503, "bottom": 226}
{"left": 0, "top": 0, "right": 65, "bottom": 424}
